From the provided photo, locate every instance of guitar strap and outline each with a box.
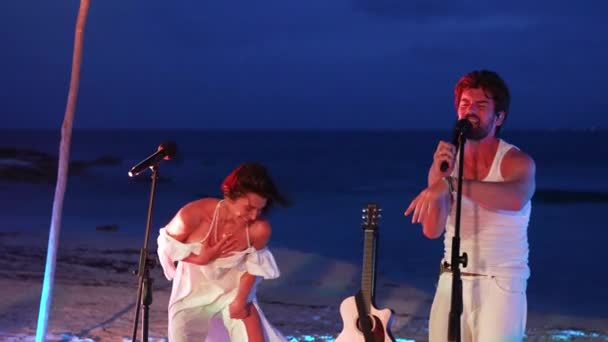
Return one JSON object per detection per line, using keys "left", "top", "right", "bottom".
{"left": 355, "top": 290, "right": 374, "bottom": 342}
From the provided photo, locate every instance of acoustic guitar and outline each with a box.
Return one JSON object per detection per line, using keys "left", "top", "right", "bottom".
{"left": 336, "top": 203, "right": 395, "bottom": 342}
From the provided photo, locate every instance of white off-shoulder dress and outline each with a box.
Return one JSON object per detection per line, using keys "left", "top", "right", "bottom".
{"left": 157, "top": 200, "right": 286, "bottom": 341}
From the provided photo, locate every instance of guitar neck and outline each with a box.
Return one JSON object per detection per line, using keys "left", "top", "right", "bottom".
{"left": 360, "top": 228, "right": 377, "bottom": 312}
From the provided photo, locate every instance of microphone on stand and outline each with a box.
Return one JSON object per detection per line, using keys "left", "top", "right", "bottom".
{"left": 440, "top": 119, "right": 472, "bottom": 172}
{"left": 128, "top": 141, "right": 177, "bottom": 342}
{"left": 128, "top": 141, "right": 178, "bottom": 177}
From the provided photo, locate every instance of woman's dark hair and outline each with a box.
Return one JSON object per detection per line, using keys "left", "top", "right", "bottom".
{"left": 221, "top": 162, "right": 291, "bottom": 213}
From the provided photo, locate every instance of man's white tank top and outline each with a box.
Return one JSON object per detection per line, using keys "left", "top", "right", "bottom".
{"left": 443, "top": 139, "right": 531, "bottom": 279}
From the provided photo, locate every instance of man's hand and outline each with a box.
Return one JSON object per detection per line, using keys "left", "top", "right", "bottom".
{"left": 405, "top": 178, "right": 450, "bottom": 224}
{"left": 229, "top": 297, "right": 250, "bottom": 319}
{"left": 428, "top": 141, "right": 456, "bottom": 186}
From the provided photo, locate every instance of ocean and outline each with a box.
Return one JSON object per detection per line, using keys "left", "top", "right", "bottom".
{"left": 1, "top": 129, "right": 607, "bottom": 322}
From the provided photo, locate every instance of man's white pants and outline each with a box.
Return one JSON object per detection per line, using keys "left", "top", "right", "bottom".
{"left": 429, "top": 272, "right": 527, "bottom": 342}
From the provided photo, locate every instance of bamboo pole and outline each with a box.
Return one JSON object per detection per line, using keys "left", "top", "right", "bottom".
{"left": 36, "top": 0, "right": 91, "bottom": 340}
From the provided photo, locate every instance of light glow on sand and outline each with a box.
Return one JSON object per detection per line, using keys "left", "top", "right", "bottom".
{"left": 5, "top": 331, "right": 608, "bottom": 341}
{"left": 285, "top": 336, "right": 416, "bottom": 342}
{"left": 549, "top": 329, "right": 606, "bottom": 341}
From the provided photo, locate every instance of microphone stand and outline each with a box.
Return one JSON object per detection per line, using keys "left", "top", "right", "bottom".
{"left": 447, "top": 130, "right": 468, "bottom": 342}
{"left": 130, "top": 164, "right": 160, "bottom": 342}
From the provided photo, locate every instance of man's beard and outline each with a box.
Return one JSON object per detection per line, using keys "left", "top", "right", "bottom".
{"left": 464, "top": 115, "right": 493, "bottom": 141}
{"left": 466, "top": 124, "right": 492, "bottom": 140}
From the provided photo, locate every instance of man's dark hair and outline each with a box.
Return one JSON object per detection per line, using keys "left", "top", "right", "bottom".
{"left": 454, "top": 70, "right": 511, "bottom": 136}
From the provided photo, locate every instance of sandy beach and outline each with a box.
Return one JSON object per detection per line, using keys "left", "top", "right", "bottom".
{"left": 1, "top": 229, "right": 607, "bottom": 341}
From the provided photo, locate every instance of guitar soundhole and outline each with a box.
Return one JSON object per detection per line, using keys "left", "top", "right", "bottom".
{"left": 356, "top": 315, "right": 385, "bottom": 341}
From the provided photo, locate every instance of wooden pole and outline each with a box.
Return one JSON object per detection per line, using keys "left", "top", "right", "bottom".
{"left": 36, "top": 0, "right": 91, "bottom": 340}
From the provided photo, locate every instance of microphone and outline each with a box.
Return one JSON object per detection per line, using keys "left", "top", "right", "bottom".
{"left": 128, "top": 141, "right": 178, "bottom": 177}
{"left": 440, "top": 119, "right": 472, "bottom": 172}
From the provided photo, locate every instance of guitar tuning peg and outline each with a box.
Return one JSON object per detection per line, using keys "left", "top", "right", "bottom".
{"left": 362, "top": 208, "right": 368, "bottom": 213}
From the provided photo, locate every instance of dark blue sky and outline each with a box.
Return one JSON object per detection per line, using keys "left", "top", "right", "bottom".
{"left": 1, "top": 1, "right": 607, "bottom": 130}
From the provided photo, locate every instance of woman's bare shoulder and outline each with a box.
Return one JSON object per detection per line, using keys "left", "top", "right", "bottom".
{"left": 183, "top": 198, "right": 221, "bottom": 216}
{"left": 166, "top": 198, "right": 221, "bottom": 239}
{"left": 249, "top": 219, "right": 272, "bottom": 250}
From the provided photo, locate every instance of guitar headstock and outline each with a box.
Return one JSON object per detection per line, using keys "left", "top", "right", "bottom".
{"left": 362, "top": 202, "right": 381, "bottom": 231}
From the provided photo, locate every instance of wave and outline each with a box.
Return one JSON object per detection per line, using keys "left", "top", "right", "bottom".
{"left": 533, "top": 188, "right": 608, "bottom": 204}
